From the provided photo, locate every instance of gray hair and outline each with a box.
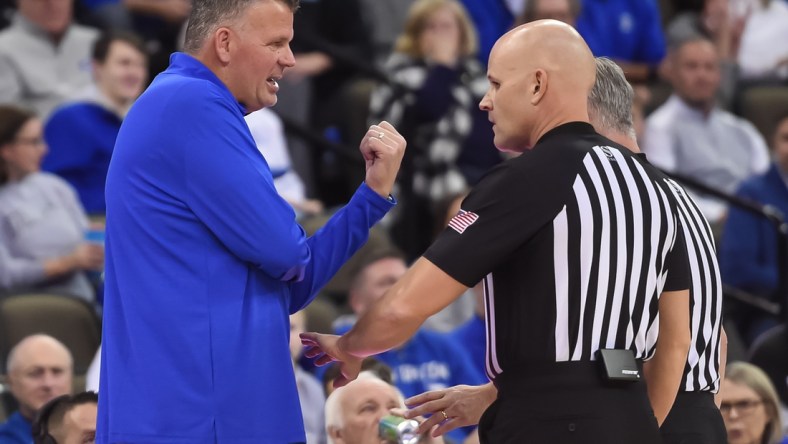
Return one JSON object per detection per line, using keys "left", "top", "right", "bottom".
{"left": 324, "top": 372, "right": 406, "bottom": 444}
{"left": 587, "top": 57, "right": 636, "bottom": 140}
{"left": 668, "top": 34, "right": 715, "bottom": 55}
{"left": 182, "top": 0, "right": 300, "bottom": 54}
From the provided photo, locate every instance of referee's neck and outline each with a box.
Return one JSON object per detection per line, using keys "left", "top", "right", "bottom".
{"left": 532, "top": 114, "right": 590, "bottom": 146}
{"left": 598, "top": 127, "right": 640, "bottom": 154}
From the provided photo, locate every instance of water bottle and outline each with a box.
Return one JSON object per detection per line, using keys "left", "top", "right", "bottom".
{"left": 379, "top": 415, "right": 420, "bottom": 444}
{"left": 84, "top": 227, "right": 105, "bottom": 283}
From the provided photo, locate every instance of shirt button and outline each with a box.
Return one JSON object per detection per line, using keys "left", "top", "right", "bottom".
{"left": 568, "top": 423, "right": 576, "bottom": 432}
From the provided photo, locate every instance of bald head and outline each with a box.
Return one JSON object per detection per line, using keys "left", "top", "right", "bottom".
{"left": 6, "top": 334, "right": 72, "bottom": 374}
{"left": 480, "top": 20, "right": 595, "bottom": 151}
{"left": 6, "top": 334, "right": 73, "bottom": 420}
{"left": 325, "top": 373, "right": 404, "bottom": 444}
{"left": 499, "top": 20, "right": 594, "bottom": 80}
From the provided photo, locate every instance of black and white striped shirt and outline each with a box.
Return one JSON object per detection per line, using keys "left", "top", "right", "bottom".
{"left": 426, "top": 122, "right": 690, "bottom": 380}
{"left": 660, "top": 175, "right": 724, "bottom": 393}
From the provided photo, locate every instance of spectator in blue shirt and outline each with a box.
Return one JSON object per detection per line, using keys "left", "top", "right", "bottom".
{"left": 449, "top": 284, "right": 485, "bottom": 376}
{"left": 459, "top": 0, "right": 516, "bottom": 65}
{"left": 43, "top": 30, "right": 148, "bottom": 215}
{"left": 97, "top": 0, "right": 407, "bottom": 442}
{"left": 720, "top": 113, "right": 788, "bottom": 344}
{"left": 334, "top": 248, "right": 486, "bottom": 443}
{"left": 575, "top": 0, "right": 667, "bottom": 83}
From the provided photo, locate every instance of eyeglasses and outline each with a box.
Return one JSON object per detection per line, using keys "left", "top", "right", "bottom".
{"left": 720, "top": 399, "right": 763, "bottom": 416}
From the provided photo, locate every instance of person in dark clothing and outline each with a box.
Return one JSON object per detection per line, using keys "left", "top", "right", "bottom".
{"left": 369, "top": 0, "right": 502, "bottom": 260}
{"left": 302, "top": 20, "right": 692, "bottom": 443}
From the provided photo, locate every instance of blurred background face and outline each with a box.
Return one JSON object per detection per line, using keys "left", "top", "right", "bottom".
{"left": 8, "top": 339, "right": 73, "bottom": 419}
{"left": 350, "top": 258, "right": 407, "bottom": 315}
{"left": 17, "top": 0, "right": 73, "bottom": 37}
{"left": 333, "top": 379, "right": 401, "bottom": 444}
{"left": 418, "top": 5, "right": 461, "bottom": 55}
{"left": 531, "top": 0, "right": 576, "bottom": 26}
{"left": 671, "top": 40, "right": 721, "bottom": 110}
{"left": 720, "top": 379, "right": 771, "bottom": 444}
{"left": 95, "top": 40, "right": 148, "bottom": 105}
{"left": 0, "top": 118, "right": 47, "bottom": 181}
{"left": 703, "top": 0, "right": 729, "bottom": 21}
{"left": 773, "top": 117, "right": 788, "bottom": 173}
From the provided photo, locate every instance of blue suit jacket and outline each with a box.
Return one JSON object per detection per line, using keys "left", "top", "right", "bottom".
{"left": 720, "top": 163, "right": 788, "bottom": 297}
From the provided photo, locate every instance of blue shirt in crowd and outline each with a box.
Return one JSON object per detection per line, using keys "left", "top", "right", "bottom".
{"left": 0, "top": 412, "right": 31, "bottom": 444}
{"left": 334, "top": 324, "right": 486, "bottom": 443}
{"left": 97, "top": 52, "right": 394, "bottom": 444}
{"left": 450, "top": 314, "right": 486, "bottom": 377}
{"left": 43, "top": 102, "right": 122, "bottom": 214}
{"left": 460, "top": 0, "right": 514, "bottom": 65}
{"left": 721, "top": 163, "right": 788, "bottom": 297}
{"left": 575, "top": 0, "right": 666, "bottom": 65}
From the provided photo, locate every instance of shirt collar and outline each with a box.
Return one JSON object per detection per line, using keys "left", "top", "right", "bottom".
{"left": 665, "top": 94, "right": 720, "bottom": 122}
{"left": 12, "top": 12, "right": 71, "bottom": 44}
{"left": 70, "top": 85, "right": 130, "bottom": 118}
{"left": 166, "top": 52, "right": 248, "bottom": 115}
{"left": 536, "top": 121, "right": 597, "bottom": 145}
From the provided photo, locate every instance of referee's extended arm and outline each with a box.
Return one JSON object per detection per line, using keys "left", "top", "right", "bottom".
{"left": 301, "top": 257, "right": 468, "bottom": 385}
{"left": 643, "top": 288, "right": 692, "bottom": 425}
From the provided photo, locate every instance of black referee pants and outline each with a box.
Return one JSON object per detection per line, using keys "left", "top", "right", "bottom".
{"left": 660, "top": 392, "right": 728, "bottom": 444}
{"left": 479, "top": 362, "right": 660, "bottom": 444}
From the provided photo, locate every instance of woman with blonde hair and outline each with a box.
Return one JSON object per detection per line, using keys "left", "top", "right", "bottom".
{"left": 369, "top": 0, "right": 502, "bottom": 260}
{"left": 721, "top": 361, "right": 786, "bottom": 444}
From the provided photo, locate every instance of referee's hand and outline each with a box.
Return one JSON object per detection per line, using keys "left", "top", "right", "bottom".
{"left": 404, "top": 383, "right": 497, "bottom": 437}
{"left": 300, "top": 332, "right": 362, "bottom": 388}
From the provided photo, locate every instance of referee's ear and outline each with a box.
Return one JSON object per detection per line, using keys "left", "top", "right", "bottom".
{"left": 530, "top": 69, "right": 547, "bottom": 106}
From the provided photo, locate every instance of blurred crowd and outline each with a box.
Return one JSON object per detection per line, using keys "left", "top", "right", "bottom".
{"left": 0, "top": 0, "right": 787, "bottom": 443}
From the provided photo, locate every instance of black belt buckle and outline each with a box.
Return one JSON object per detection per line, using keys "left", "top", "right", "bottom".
{"left": 595, "top": 348, "right": 641, "bottom": 383}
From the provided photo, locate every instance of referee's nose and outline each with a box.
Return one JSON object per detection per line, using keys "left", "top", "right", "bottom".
{"left": 480, "top": 93, "right": 492, "bottom": 111}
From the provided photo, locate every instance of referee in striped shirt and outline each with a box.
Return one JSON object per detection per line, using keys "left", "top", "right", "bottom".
{"left": 302, "top": 21, "right": 692, "bottom": 443}
{"left": 588, "top": 58, "right": 728, "bottom": 443}
{"left": 403, "top": 58, "right": 730, "bottom": 444}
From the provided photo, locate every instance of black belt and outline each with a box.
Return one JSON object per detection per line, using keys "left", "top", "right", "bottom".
{"left": 493, "top": 360, "right": 645, "bottom": 394}
{"left": 672, "top": 391, "right": 718, "bottom": 406}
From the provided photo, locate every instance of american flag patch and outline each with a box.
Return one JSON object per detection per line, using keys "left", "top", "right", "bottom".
{"left": 448, "top": 210, "right": 479, "bottom": 234}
